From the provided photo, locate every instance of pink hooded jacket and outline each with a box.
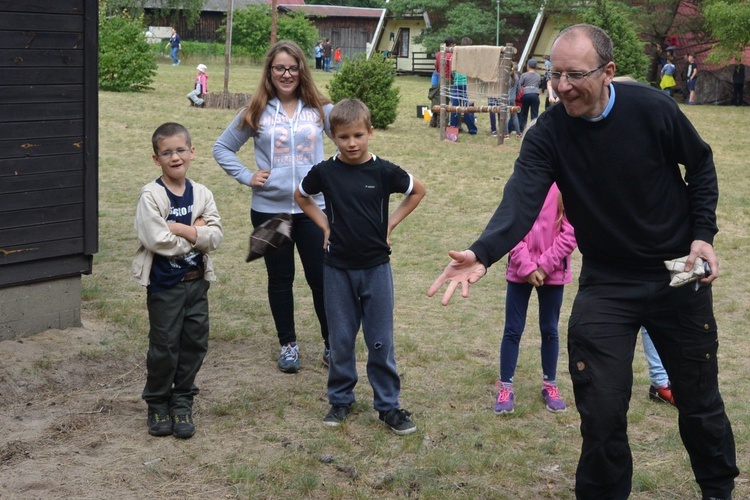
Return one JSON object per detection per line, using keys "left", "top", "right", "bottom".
{"left": 505, "top": 183, "right": 577, "bottom": 285}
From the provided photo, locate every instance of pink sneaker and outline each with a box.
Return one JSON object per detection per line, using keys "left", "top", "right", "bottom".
{"left": 542, "top": 382, "right": 566, "bottom": 412}
{"left": 494, "top": 381, "right": 514, "bottom": 414}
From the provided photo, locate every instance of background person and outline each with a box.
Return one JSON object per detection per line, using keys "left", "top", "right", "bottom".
{"left": 545, "top": 77, "right": 559, "bottom": 109}
{"left": 641, "top": 327, "right": 675, "bottom": 405}
{"left": 428, "top": 24, "right": 737, "bottom": 498}
{"left": 518, "top": 59, "right": 541, "bottom": 131}
{"left": 213, "top": 40, "right": 333, "bottom": 374}
{"left": 323, "top": 39, "right": 332, "bottom": 72}
{"left": 449, "top": 37, "right": 477, "bottom": 135}
{"left": 166, "top": 28, "right": 181, "bottom": 66}
{"left": 333, "top": 46, "right": 342, "bottom": 71}
{"left": 660, "top": 57, "right": 677, "bottom": 96}
{"left": 429, "top": 37, "right": 455, "bottom": 128}
{"left": 732, "top": 58, "right": 745, "bottom": 106}
{"left": 187, "top": 64, "right": 208, "bottom": 107}
{"left": 314, "top": 40, "right": 323, "bottom": 70}
{"left": 686, "top": 53, "right": 698, "bottom": 104}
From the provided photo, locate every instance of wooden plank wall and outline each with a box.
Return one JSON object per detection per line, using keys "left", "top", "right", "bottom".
{"left": 0, "top": 0, "right": 98, "bottom": 287}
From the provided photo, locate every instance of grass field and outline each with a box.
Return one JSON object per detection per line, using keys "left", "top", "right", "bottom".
{"left": 87, "top": 56, "right": 750, "bottom": 498}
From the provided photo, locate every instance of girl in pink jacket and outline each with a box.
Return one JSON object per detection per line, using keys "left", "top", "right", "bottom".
{"left": 187, "top": 64, "right": 208, "bottom": 107}
{"left": 494, "top": 182, "right": 577, "bottom": 415}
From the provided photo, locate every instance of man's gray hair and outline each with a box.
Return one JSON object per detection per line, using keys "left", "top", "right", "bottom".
{"left": 555, "top": 24, "right": 614, "bottom": 65}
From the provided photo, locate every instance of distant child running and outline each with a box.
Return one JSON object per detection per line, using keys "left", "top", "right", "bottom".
{"left": 494, "top": 181, "right": 576, "bottom": 414}
{"left": 187, "top": 64, "right": 208, "bottom": 107}
{"left": 294, "top": 99, "right": 426, "bottom": 435}
{"left": 132, "top": 122, "right": 223, "bottom": 438}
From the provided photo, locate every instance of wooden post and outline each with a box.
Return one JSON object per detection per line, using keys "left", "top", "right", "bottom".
{"left": 271, "top": 0, "right": 277, "bottom": 45}
{"left": 439, "top": 45, "right": 450, "bottom": 140}
{"left": 498, "top": 43, "right": 515, "bottom": 145}
{"left": 223, "top": 0, "right": 233, "bottom": 95}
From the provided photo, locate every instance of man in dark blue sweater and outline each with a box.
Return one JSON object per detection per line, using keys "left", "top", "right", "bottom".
{"left": 429, "top": 24, "right": 737, "bottom": 499}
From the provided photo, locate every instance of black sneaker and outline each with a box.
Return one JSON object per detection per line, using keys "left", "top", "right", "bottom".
{"left": 378, "top": 408, "right": 417, "bottom": 435}
{"left": 172, "top": 414, "right": 196, "bottom": 439}
{"left": 323, "top": 405, "right": 350, "bottom": 427}
{"left": 147, "top": 411, "right": 173, "bottom": 437}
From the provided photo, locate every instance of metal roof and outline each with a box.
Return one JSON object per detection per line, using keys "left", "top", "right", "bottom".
{"left": 277, "top": 4, "right": 385, "bottom": 17}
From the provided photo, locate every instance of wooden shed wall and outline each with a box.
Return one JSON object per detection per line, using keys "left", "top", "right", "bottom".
{"left": 0, "top": 0, "right": 98, "bottom": 288}
{"left": 146, "top": 10, "right": 378, "bottom": 57}
{"left": 315, "top": 18, "right": 378, "bottom": 58}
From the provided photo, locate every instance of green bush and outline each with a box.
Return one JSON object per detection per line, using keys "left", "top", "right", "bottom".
{"left": 98, "top": 10, "right": 157, "bottom": 92}
{"left": 327, "top": 53, "right": 400, "bottom": 129}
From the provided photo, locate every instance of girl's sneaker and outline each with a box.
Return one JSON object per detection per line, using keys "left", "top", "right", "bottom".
{"left": 278, "top": 342, "right": 300, "bottom": 373}
{"left": 542, "top": 382, "right": 566, "bottom": 412}
{"left": 494, "top": 381, "right": 514, "bottom": 414}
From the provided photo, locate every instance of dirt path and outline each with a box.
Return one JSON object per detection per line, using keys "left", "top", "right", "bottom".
{"left": 0, "top": 314, "right": 244, "bottom": 498}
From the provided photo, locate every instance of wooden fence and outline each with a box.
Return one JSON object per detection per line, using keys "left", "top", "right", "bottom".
{"left": 204, "top": 92, "right": 252, "bottom": 109}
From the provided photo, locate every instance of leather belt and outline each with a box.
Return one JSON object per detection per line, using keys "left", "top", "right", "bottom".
{"left": 181, "top": 269, "right": 204, "bottom": 282}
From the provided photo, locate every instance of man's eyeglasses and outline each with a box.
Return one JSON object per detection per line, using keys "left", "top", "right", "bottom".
{"left": 549, "top": 63, "right": 607, "bottom": 82}
{"left": 158, "top": 148, "right": 191, "bottom": 159}
{"left": 271, "top": 65, "right": 300, "bottom": 76}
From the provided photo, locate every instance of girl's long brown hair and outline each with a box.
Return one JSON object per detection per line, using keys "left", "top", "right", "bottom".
{"left": 241, "top": 40, "right": 332, "bottom": 136}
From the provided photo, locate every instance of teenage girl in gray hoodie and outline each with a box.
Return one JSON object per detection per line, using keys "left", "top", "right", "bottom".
{"left": 214, "top": 40, "right": 334, "bottom": 374}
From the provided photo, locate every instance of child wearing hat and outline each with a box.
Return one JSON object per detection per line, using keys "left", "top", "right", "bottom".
{"left": 187, "top": 64, "right": 208, "bottom": 107}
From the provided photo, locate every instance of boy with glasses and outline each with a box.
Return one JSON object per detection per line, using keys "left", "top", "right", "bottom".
{"left": 133, "top": 122, "right": 223, "bottom": 438}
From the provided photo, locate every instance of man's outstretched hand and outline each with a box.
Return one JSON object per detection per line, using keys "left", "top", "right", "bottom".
{"left": 427, "top": 250, "right": 487, "bottom": 306}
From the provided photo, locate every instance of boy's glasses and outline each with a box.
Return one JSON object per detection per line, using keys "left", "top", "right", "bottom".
{"left": 549, "top": 63, "right": 607, "bottom": 82}
{"left": 271, "top": 65, "right": 300, "bottom": 76}
{"left": 158, "top": 148, "right": 191, "bottom": 159}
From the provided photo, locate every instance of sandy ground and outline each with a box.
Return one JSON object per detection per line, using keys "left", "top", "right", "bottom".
{"left": 0, "top": 314, "right": 246, "bottom": 498}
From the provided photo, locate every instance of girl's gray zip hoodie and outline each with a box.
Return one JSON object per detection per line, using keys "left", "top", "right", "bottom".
{"left": 213, "top": 98, "right": 333, "bottom": 214}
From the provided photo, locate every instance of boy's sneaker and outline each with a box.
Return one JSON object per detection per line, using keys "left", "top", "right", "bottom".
{"left": 323, "top": 405, "right": 350, "bottom": 427}
{"left": 321, "top": 347, "right": 330, "bottom": 368}
{"left": 494, "top": 381, "right": 514, "bottom": 414}
{"left": 378, "top": 408, "right": 417, "bottom": 435}
{"left": 542, "top": 382, "right": 567, "bottom": 412}
{"left": 649, "top": 383, "right": 675, "bottom": 406}
{"left": 278, "top": 342, "right": 300, "bottom": 373}
{"left": 147, "top": 411, "right": 173, "bottom": 437}
{"left": 172, "top": 414, "right": 195, "bottom": 439}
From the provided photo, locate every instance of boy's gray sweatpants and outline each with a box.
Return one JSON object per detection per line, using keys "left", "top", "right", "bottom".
{"left": 325, "top": 263, "right": 401, "bottom": 412}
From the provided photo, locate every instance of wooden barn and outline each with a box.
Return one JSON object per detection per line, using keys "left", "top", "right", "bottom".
{"left": 0, "top": 0, "right": 98, "bottom": 339}
{"left": 278, "top": 5, "right": 385, "bottom": 59}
